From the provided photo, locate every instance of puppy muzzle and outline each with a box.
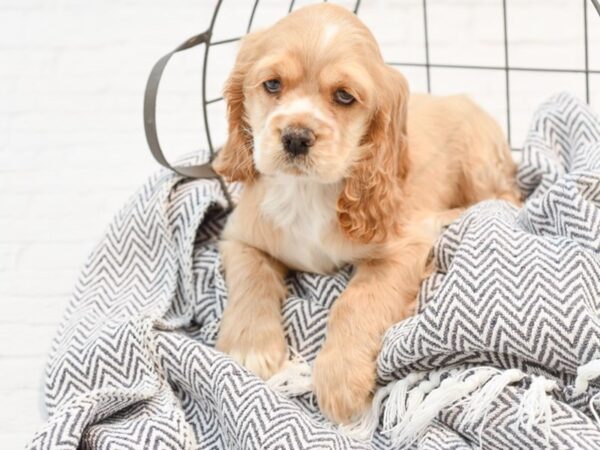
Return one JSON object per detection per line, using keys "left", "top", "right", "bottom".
{"left": 281, "top": 126, "right": 316, "bottom": 157}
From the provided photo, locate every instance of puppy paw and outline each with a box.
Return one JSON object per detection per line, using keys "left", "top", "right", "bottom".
{"left": 313, "top": 341, "right": 376, "bottom": 424}
{"left": 216, "top": 319, "right": 287, "bottom": 380}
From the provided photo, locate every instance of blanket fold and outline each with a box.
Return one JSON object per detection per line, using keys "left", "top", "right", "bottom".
{"left": 30, "top": 93, "right": 600, "bottom": 449}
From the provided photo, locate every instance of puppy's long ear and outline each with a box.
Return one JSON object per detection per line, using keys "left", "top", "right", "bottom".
{"left": 337, "top": 67, "right": 410, "bottom": 244}
{"left": 212, "top": 33, "right": 262, "bottom": 182}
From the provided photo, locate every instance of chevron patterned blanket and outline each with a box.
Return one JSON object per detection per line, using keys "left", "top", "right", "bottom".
{"left": 30, "top": 93, "right": 600, "bottom": 449}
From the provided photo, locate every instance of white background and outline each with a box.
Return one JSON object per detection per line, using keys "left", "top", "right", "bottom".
{"left": 1, "top": 0, "right": 599, "bottom": 446}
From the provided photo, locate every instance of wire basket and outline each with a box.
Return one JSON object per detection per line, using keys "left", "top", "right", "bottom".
{"left": 144, "top": 0, "right": 600, "bottom": 182}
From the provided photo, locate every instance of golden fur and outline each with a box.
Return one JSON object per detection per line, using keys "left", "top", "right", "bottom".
{"left": 213, "top": 4, "right": 520, "bottom": 423}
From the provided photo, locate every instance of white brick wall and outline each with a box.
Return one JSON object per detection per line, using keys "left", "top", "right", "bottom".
{"left": 1, "top": 0, "right": 598, "bottom": 446}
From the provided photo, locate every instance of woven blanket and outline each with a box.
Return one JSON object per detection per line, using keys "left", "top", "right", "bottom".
{"left": 30, "top": 93, "right": 600, "bottom": 449}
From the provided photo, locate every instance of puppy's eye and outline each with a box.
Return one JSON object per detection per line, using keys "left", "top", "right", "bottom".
{"left": 334, "top": 89, "right": 355, "bottom": 105}
{"left": 263, "top": 79, "right": 281, "bottom": 94}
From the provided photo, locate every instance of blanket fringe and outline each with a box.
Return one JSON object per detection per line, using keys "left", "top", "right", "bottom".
{"left": 573, "top": 358, "right": 600, "bottom": 428}
{"left": 588, "top": 391, "right": 600, "bottom": 426}
{"left": 382, "top": 372, "right": 427, "bottom": 431}
{"left": 456, "top": 368, "right": 525, "bottom": 448}
{"left": 574, "top": 358, "right": 600, "bottom": 394}
{"left": 342, "top": 366, "right": 564, "bottom": 446}
{"left": 516, "top": 375, "right": 557, "bottom": 443}
{"left": 458, "top": 368, "right": 525, "bottom": 427}
{"left": 383, "top": 368, "right": 454, "bottom": 441}
{"left": 386, "top": 367, "right": 499, "bottom": 446}
{"left": 339, "top": 381, "right": 397, "bottom": 441}
{"left": 268, "top": 356, "right": 571, "bottom": 444}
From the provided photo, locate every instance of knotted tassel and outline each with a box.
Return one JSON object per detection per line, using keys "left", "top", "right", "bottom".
{"left": 516, "top": 375, "right": 557, "bottom": 443}
{"left": 382, "top": 371, "right": 427, "bottom": 432}
{"left": 385, "top": 368, "right": 450, "bottom": 440}
{"left": 574, "top": 359, "right": 600, "bottom": 394}
{"left": 572, "top": 358, "right": 600, "bottom": 428}
{"left": 392, "top": 368, "right": 498, "bottom": 446}
{"left": 457, "top": 368, "right": 526, "bottom": 448}
{"left": 459, "top": 368, "right": 526, "bottom": 426}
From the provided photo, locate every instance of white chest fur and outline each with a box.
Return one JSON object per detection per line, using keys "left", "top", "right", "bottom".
{"left": 259, "top": 175, "right": 347, "bottom": 274}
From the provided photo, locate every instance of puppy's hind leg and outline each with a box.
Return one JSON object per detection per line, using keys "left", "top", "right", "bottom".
{"left": 216, "top": 239, "right": 288, "bottom": 380}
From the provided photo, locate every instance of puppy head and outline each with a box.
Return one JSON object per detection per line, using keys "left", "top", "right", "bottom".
{"left": 213, "top": 4, "right": 409, "bottom": 242}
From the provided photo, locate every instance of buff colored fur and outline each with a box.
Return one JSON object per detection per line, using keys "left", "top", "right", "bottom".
{"left": 213, "top": 3, "right": 520, "bottom": 424}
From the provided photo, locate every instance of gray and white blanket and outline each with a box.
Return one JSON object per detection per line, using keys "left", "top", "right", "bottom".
{"left": 30, "top": 93, "right": 600, "bottom": 449}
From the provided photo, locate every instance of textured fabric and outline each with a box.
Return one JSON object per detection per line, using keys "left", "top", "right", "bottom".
{"left": 30, "top": 93, "right": 600, "bottom": 449}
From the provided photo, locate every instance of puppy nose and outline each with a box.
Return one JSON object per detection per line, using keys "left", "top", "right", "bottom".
{"left": 281, "top": 126, "right": 315, "bottom": 156}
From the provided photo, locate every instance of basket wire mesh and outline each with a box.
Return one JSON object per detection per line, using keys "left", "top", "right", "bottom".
{"left": 144, "top": 0, "right": 600, "bottom": 186}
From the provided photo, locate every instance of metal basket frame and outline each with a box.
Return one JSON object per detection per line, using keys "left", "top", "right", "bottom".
{"left": 144, "top": 0, "right": 600, "bottom": 200}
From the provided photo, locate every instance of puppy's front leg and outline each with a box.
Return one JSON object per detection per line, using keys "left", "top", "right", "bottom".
{"left": 314, "top": 238, "right": 432, "bottom": 423}
{"left": 216, "top": 239, "right": 288, "bottom": 379}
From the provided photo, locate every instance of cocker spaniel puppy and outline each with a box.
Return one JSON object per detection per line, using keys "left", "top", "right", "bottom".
{"left": 213, "top": 3, "right": 519, "bottom": 423}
